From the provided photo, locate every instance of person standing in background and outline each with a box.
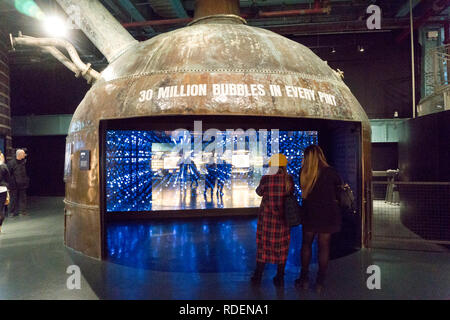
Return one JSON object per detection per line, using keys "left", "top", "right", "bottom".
{"left": 7, "top": 149, "right": 30, "bottom": 217}
{"left": 0, "top": 151, "right": 10, "bottom": 232}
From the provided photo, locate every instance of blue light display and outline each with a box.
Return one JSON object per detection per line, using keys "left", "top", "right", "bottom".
{"left": 106, "top": 130, "right": 318, "bottom": 212}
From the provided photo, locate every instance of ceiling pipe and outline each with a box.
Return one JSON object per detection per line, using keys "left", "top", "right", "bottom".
{"left": 266, "top": 18, "right": 415, "bottom": 35}
{"left": 258, "top": 0, "right": 331, "bottom": 17}
{"left": 10, "top": 33, "right": 101, "bottom": 83}
{"left": 55, "top": 0, "right": 138, "bottom": 63}
{"left": 120, "top": 17, "right": 418, "bottom": 36}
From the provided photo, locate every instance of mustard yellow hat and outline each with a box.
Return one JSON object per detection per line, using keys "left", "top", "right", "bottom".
{"left": 268, "top": 153, "right": 288, "bottom": 167}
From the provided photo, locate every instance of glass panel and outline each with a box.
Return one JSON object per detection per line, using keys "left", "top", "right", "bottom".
{"left": 105, "top": 129, "right": 317, "bottom": 212}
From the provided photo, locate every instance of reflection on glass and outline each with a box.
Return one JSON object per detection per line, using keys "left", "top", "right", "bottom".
{"left": 106, "top": 130, "right": 318, "bottom": 212}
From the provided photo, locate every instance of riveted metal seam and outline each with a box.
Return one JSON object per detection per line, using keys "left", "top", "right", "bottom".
{"left": 101, "top": 69, "right": 346, "bottom": 87}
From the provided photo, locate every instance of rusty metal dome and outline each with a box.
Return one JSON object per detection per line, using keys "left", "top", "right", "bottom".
{"left": 64, "top": 14, "right": 371, "bottom": 259}
{"left": 69, "top": 14, "right": 369, "bottom": 130}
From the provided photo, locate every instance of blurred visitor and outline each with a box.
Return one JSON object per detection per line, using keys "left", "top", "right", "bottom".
{"left": 7, "top": 149, "right": 30, "bottom": 217}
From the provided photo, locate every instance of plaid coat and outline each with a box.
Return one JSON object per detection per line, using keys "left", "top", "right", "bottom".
{"left": 255, "top": 173, "right": 294, "bottom": 264}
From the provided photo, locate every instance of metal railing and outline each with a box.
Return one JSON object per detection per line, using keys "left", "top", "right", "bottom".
{"left": 371, "top": 181, "right": 450, "bottom": 251}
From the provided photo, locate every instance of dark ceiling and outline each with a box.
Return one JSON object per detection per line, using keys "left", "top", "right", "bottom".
{"left": 1, "top": 0, "right": 449, "bottom": 68}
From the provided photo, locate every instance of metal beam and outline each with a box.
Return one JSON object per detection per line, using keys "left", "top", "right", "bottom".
{"left": 253, "top": 18, "right": 415, "bottom": 36}
{"left": 168, "top": 0, "right": 188, "bottom": 18}
{"left": 146, "top": 0, "right": 188, "bottom": 18}
{"left": 101, "top": 0, "right": 129, "bottom": 21}
{"left": 117, "top": 0, "right": 155, "bottom": 34}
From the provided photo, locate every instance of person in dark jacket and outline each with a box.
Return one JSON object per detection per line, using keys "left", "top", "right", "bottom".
{"left": 0, "top": 151, "right": 9, "bottom": 232}
{"left": 7, "top": 149, "right": 30, "bottom": 217}
{"left": 252, "top": 153, "right": 294, "bottom": 286}
{"left": 296, "top": 145, "right": 343, "bottom": 293}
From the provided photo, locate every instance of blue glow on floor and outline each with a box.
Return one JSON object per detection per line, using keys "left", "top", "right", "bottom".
{"left": 106, "top": 218, "right": 319, "bottom": 273}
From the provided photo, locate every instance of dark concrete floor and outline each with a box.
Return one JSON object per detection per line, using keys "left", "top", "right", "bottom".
{"left": 0, "top": 197, "right": 449, "bottom": 300}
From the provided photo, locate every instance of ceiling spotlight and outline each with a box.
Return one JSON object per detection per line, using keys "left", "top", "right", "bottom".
{"left": 331, "top": 47, "right": 336, "bottom": 53}
{"left": 358, "top": 45, "right": 365, "bottom": 53}
{"left": 43, "top": 16, "right": 68, "bottom": 38}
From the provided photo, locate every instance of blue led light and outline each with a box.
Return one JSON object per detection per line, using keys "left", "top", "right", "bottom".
{"left": 106, "top": 129, "right": 317, "bottom": 212}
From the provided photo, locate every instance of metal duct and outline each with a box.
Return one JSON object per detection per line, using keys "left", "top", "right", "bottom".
{"left": 0, "top": 28, "right": 12, "bottom": 158}
{"left": 56, "top": 0, "right": 138, "bottom": 63}
{"left": 148, "top": 0, "right": 188, "bottom": 18}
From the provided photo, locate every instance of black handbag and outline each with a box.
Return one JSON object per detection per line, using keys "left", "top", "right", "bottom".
{"left": 284, "top": 194, "right": 304, "bottom": 227}
{"left": 337, "top": 183, "right": 356, "bottom": 214}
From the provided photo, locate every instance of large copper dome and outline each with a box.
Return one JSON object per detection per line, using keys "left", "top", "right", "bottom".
{"left": 70, "top": 15, "right": 369, "bottom": 128}
{"left": 64, "top": 15, "right": 371, "bottom": 259}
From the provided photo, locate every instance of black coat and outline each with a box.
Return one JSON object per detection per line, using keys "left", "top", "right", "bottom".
{"left": 0, "top": 163, "right": 9, "bottom": 189}
{"left": 300, "top": 166, "right": 343, "bottom": 233}
{"left": 7, "top": 159, "right": 29, "bottom": 190}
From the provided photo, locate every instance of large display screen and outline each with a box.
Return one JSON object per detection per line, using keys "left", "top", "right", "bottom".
{"left": 105, "top": 129, "right": 317, "bottom": 212}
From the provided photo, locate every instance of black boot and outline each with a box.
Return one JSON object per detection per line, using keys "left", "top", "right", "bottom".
{"left": 315, "top": 272, "right": 326, "bottom": 294}
{"left": 295, "top": 269, "right": 309, "bottom": 290}
{"left": 273, "top": 263, "right": 285, "bottom": 287}
{"left": 251, "top": 262, "right": 265, "bottom": 285}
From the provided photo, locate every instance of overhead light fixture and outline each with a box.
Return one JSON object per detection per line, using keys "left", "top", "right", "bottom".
{"left": 331, "top": 47, "right": 336, "bottom": 53}
{"left": 43, "top": 16, "right": 68, "bottom": 38}
{"left": 358, "top": 45, "right": 365, "bottom": 52}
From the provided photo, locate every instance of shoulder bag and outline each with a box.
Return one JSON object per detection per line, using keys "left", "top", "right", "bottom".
{"left": 283, "top": 174, "right": 304, "bottom": 227}
{"left": 337, "top": 183, "right": 356, "bottom": 214}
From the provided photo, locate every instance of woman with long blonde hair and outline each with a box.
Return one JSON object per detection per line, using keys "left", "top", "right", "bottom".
{"left": 296, "top": 145, "right": 343, "bottom": 293}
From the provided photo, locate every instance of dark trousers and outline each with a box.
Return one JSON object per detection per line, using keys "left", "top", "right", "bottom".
{"left": 0, "top": 192, "right": 6, "bottom": 226}
{"left": 8, "top": 188, "right": 27, "bottom": 216}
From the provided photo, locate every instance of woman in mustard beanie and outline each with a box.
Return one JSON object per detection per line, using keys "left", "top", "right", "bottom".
{"left": 252, "top": 153, "right": 294, "bottom": 286}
